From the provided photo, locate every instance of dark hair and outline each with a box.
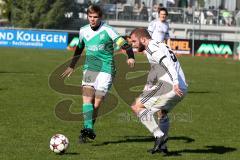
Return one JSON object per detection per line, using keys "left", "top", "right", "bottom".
{"left": 87, "top": 4, "right": 103, "bottom": 17}
{"left": 158, "top": 7, "right": 168, "bottom": 16}
{"left": 130, "top": 28, "right": 151, "bottom": 39}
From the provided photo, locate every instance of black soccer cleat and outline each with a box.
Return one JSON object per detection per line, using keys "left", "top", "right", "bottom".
{"left": 79, "top": 129, "right": 87, "bottom": 143}
{"left": 147, "top": 137, "right": 164, "bottom": 154}
{"left": 79, "top": 128, "right": 96, "bottom": 143}
{"left": 147, "top": 147, "right": 169, "bottom": 154}
{"left": 148, "top": 136, "right": 168, "bottom": 154}
{"left": 160, "top": 147, "right": 169, "bottom": 154}
{"left": 85, "top": 128, "right": 96, "bottom": 140}
{"left": 147, "top": 147, "right": 161, "bottom": 154}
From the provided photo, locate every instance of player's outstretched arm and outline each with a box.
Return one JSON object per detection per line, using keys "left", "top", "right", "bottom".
{"left": 115, "top": 36, "right": 135, "bottom": 67}
{"left": 121, "top": 43, "right": 135, "bottom": 68}
{"left": 61, "top": 44, "right": 84, "bottom": 78}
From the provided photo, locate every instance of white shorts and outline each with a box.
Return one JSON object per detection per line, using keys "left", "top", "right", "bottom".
{"left": 82, "top": 70, "right": 113, "bottom": 96}
{"left": 139, "top": 81, "right": 187, "bottom": 113}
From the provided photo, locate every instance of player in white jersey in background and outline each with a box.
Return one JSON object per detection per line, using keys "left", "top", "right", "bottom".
{"left": 130, "top": 28, "right": 187, "bottom": 154}
{"left": 62, "top": 4, "right": 135, "bottom": 143}
{"left": 148, "top": 7, "right": 170, "bottom": 46}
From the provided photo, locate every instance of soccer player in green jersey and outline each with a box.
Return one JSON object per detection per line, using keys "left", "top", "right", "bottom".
{"left": 62, "top": 4, "right": 135, "bottom": 143}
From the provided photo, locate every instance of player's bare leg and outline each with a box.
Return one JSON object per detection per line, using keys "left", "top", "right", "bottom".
{"left": 93, "top": 95, "right": 104, "bottom": 126}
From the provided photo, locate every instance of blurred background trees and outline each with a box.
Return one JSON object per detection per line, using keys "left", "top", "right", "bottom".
{"left": 0, "top": 0, "right": 79, "bottom": 29}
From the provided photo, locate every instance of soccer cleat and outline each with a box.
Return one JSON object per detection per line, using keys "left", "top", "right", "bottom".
{"left": 148, "top": 136, "right": 168, "bottom": 154}
{"left": 79, "top": 128, "right": 96, "bottom": 143}
{"left": 148, "top": 147, "right": 169, "bottom": 154}
{"left": 85, "top": 128, "right": 96, "bottom": 140}
{"left": 147, "top": 147, "right": 161, "bottom": 154}
{"left": 160, "top": 146, "right": 169, "bottom": 154}
{"left": 147, "top": 147, "right": 169, "bottom": 154}
{"left": 147, "top": 137, "right": 164, "bottom": 154}
{"left": 79, "top": 129, "right": 87, "bottom": 143}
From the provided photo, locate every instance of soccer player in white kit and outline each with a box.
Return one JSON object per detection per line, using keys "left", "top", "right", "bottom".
{"left": 148, "top": 7, "right": 170, "bottom": 46}
{"left": 130, "top": 28, "right": 187, "bottom": 154}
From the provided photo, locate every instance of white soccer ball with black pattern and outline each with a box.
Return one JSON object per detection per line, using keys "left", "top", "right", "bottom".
{"left": 49, "top": 134, "right": 69, "bottom": 153}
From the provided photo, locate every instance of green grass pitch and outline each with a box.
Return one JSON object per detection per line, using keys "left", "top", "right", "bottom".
{"left": 0, "top": 47, "right": 240, "bottom": 160}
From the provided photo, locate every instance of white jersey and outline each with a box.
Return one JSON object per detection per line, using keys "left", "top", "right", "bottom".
{"left": 147, "top": 19, "right": 170, "bottom": 42}
{"left": 145, "top": 40, "right": 187, "bottom": 90}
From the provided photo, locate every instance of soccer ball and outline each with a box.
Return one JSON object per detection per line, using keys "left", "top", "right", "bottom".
{"left": 49, "top": 134, "right": 69, "bottom": 153}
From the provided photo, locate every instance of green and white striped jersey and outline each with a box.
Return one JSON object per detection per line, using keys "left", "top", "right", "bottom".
{"left": 78, "top": 22, "right": 126, "bottom": 74}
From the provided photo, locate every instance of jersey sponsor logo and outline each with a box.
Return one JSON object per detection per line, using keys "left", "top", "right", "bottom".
{"left": 86, "top": 44, "right": 105, "bottom": 51}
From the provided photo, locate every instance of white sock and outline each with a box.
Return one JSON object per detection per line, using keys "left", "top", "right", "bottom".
{"left": 138, "top": 109, "right": 164, "bottom": 138}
